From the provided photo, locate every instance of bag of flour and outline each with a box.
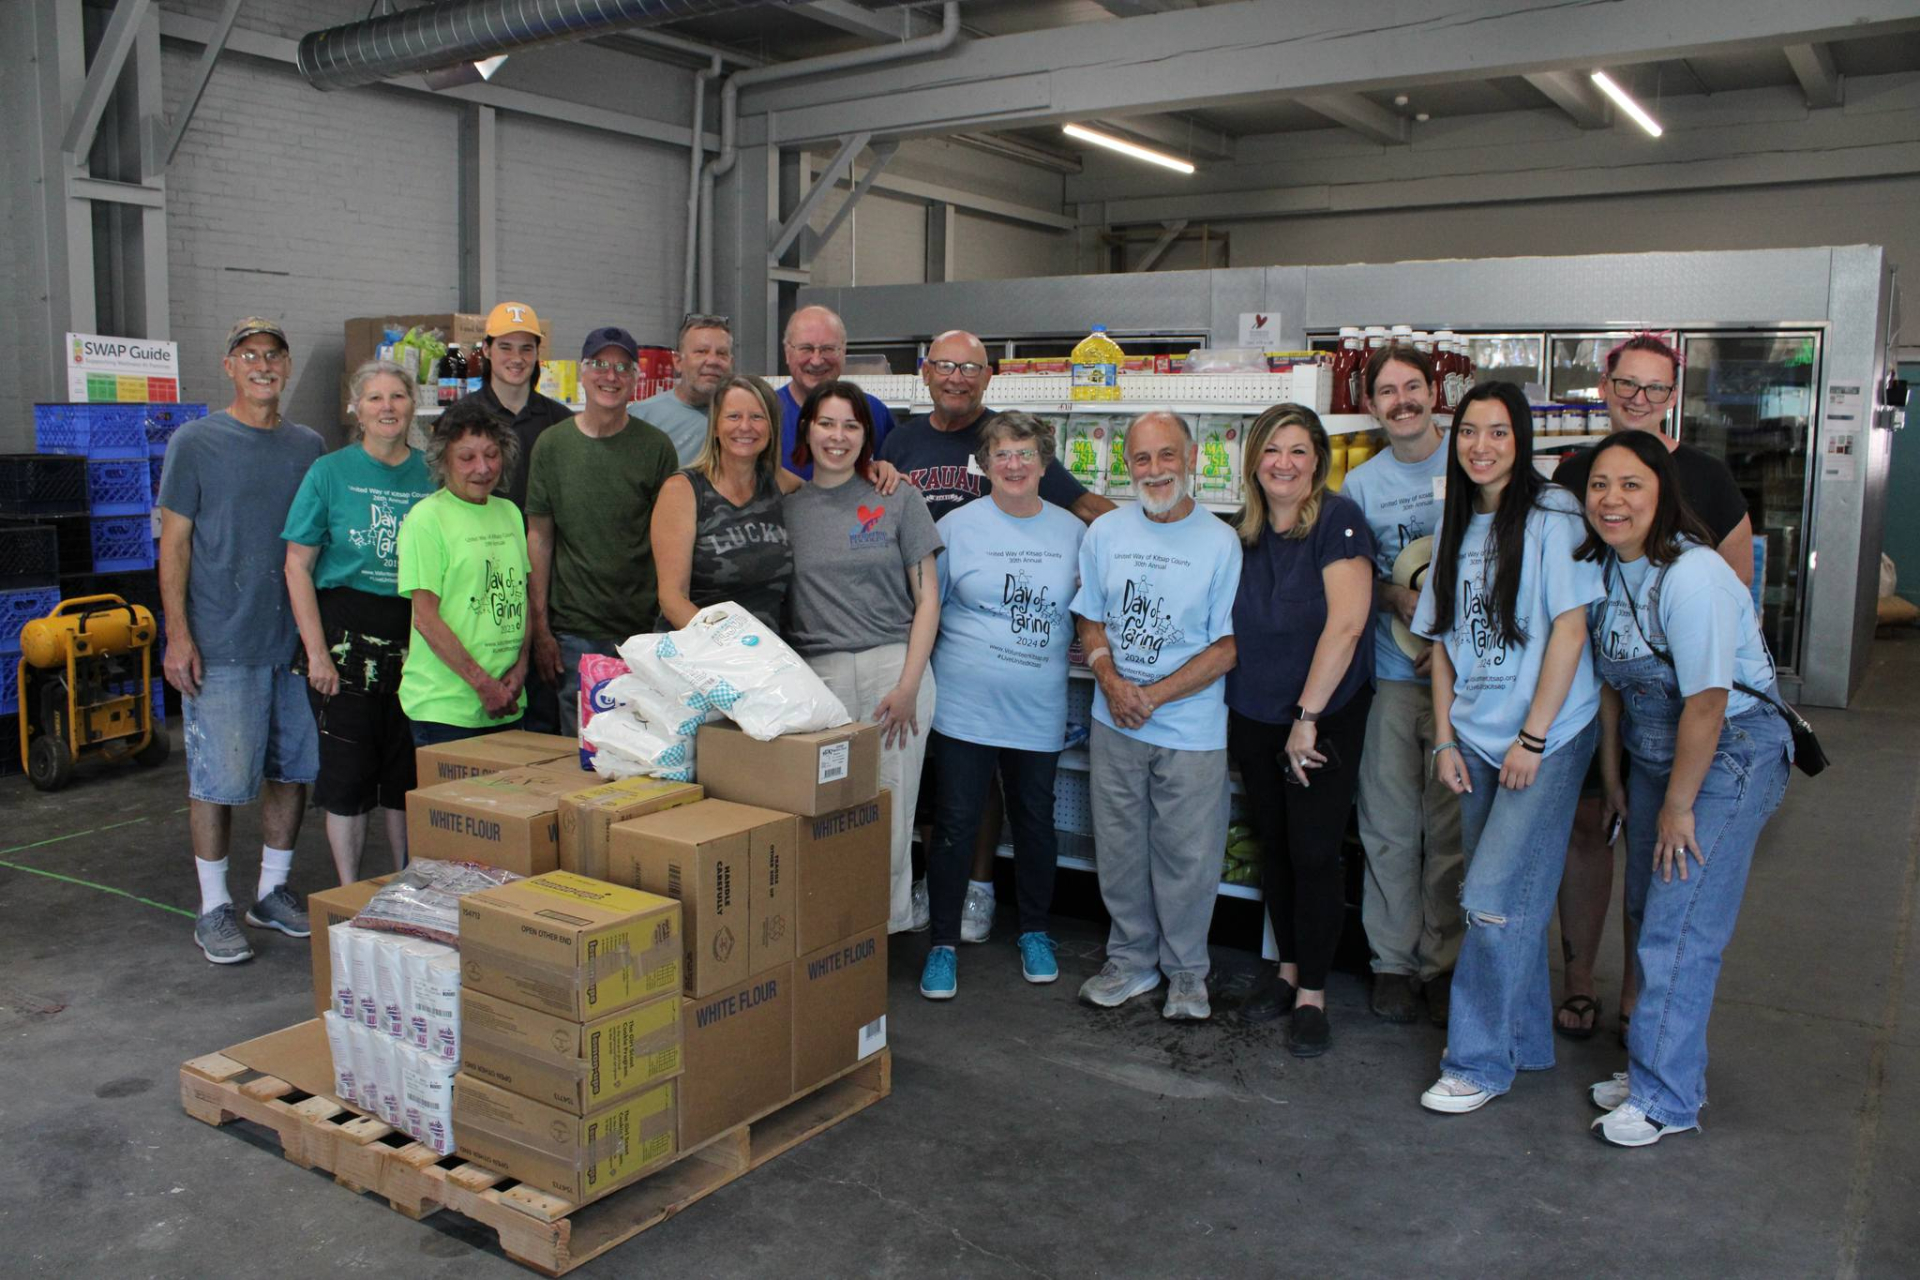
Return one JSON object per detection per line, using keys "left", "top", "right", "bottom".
{"left": 400, "top": 1047, "right": 457, "bottom": 1155}
{"left": 654, "top": 602, "right": 850, "bottom": 741}
{"left": 323, "top": 1011, "right": 360, "bottom": 1106}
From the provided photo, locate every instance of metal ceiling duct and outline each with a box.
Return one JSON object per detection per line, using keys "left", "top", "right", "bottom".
{"left": 299, "top": 0, "right": 796, "bottom": 91}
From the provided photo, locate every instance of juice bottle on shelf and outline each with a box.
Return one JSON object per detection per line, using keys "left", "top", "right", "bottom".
{"left": 1345, "top": 432, "right": 1377, "bottom": 470}
{"left": 464, "top": 347, "right": 486, "bottom": 395}
{"left": 1330, "top": 327, "right": 1363, "bottom": 414}
{"left": 1327, "top": 436, "right": 1350, "bottom": 491}
{"left": 1070, "top": 325, "right": 1124, "bottom": 402}
{"left": 435, "top": 346, "right": 461, "bottom": 406}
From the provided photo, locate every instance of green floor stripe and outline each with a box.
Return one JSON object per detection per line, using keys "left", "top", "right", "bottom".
{"left": 0, "top": 858, "right": 197, "bottom": 919}
{"left": 0, "top": 814, "right": 153, "bottom": 857}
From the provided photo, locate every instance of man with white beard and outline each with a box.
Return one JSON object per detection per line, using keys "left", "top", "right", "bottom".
{"left": 1071, "top": 411, "right": 1241, "bottom": 1021}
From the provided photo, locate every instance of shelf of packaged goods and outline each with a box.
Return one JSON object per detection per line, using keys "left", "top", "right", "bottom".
{"left": 995, "top": 844, "right": 1263, "bottom": 901}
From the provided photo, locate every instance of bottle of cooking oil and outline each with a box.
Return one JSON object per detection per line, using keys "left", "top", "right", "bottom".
{"left": 1071, "top": 325, "right": 1124, "bottom": 402}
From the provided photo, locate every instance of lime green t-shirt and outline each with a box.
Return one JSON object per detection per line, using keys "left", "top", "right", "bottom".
{"left": 525, "top": 416, "right": 679, "bottom": 639}
{"left": 396, "top": 488, "right": 530, "bottom": 727}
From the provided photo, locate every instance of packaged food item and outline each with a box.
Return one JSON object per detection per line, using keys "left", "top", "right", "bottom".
{"left": 343, "top": 925, "right": 381, "bottom": 1029}
{"left": 1332, "top": 327, "right": 1364, "bottom": 414}
{"left": 649, "top": 603, "right": 850, "bottom": 741}
{"left": 1183, "top": 348, "right": 1267, "bottom": 376}
{"left": 1058, "top": 414, "right": 1109, "bottom": 493}
{"left": 373, "top": 938, "right": 408, "bottom": 1039}
{"left": 327, "top": 923, "right": 359, "bottom": 1020}
{"left": 1195, "top": 414, "right": 1242, "bottom": 504}
{"left": 352, "top": 859, "right": 521, "bottom": 944}
{"left": 576, "top": 653, "right": 633, "bottom": 770}
{"left": 1070, "top": 326, "right": 1123, "bottom": 402}
{"left": 400, "top": 938, "right": 461, "bottom": 1058}
{"left": 401, "top": 1051, "right": 458, "bottom": 1155}
{"left": 323, "top": 1011, "right": 360, "bottom": 1106}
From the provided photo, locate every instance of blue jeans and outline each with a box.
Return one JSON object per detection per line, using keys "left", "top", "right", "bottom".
{"left": 926, "top": 730, "right": 1060, "bottom": 948}
{"left": 410, "top": 717, "right": 523, "bottom": 748}
{"left": 183, "top": 663, "right": 319, "bottom": 805}
{"left": 1441, "top": 718, "right": 1598, "bottom": 1094}
{"left": 1622, "top": 708, "right": 1791, "bottom": 1127}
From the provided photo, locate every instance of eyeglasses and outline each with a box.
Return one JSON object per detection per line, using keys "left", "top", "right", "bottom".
{"left": 990, "top": 448, "right": 1039, "bottom": 465}
{"left": 927, "top": 359, "right": 988, "bottom": 379}
{"left": 682, "top": 313, "right": 730, "bottom": 329}
{"left": 788, "top": 343, "right": 843, "bottom": 359}
{"left": 232, "top": 348, "right": 289, "bottom": 366}
{"left": 584, "top": 359, "right": 635, "bottom": 374}
{"left": 1607, "top": 376, "right": 1674, "bottom": 404}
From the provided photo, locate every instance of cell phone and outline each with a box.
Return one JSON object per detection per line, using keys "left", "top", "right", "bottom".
{"left": 1283, "top": 741, "right": 1341, "bottom": 784}
{"left": 1605, "top": 813, "right": 1623, "bottom": 846}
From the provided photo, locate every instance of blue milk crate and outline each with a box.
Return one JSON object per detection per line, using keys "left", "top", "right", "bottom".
{"left": 0, "top": 587, "right": 60, "bottom": 653}
{"left": 145, "top": 403, "right": 206, "bottom": 457}
{"left": 87, "top": 459, "right": 153, "bottom": 517}
{"left": 148, "top": 456, "right": 165, "bottom": 501}
{"left": 90, "top": 516, "right": 157, "bottom": 572}
{"left": 35, "top": 404, "right": 149, "bottom": 459}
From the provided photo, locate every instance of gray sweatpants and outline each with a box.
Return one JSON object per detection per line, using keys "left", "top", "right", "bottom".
{"left": 1356, "top": 678, "right": 1465, "bottom": 981}
{"left": 1088, "top": 720, "right": 1230, "bottom": 979}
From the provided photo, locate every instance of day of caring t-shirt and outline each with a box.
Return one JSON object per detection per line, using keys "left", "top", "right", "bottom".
{"left": 931, "top": 497, "right": 1086, "bottom": 752}
{"left": 784, "top": 476, "right": 943, "bottom": 657}
{"left": 396, "top": 489, "right": 530, "bottom": 727}
{"left": 1592, "top": 543, "right": 1775, "bottom": 719}
{"left": 1411, "top": 487, "right": 1604, "bottom": 764}
{"left": 280, "top": 444, "right": 434, "bottom": 595}
{"left": 1070, "top": 502, "right": 1241, "bottom": 751}
{"left": 1340, "top": 440, "right": 1448, "bottom": 685}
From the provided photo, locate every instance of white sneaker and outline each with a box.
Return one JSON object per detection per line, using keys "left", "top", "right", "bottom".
{"left": 1591, "top": 1102, "right": 1698, "bottom": 1147}
{"left": 1590, "top": 1072, "right": 1630, "bottom": 1111}
{"left": 959, "top": 883, "right": 995, "bottom": 943}
{"left": 1420, "top": 1074, "right": 1496, "bottom": 1114}
{"left": 907, "top": 879, "right": 930, "bottom": 932}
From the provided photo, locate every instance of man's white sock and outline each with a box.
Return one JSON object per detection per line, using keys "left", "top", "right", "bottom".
{"left": 969, "top": 879, "right": 994, "bottom": 895}
{"left": 196, "top": 857, "right": 232, "bottom": 915}
{"left": 258, "top": 845, "right": 295, "bottom": 899}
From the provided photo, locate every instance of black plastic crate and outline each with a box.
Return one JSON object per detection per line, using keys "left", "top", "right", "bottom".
{"left": 60, "top": 569, "right": 162, "bottom": 616}
{"left": 0, "top": 713, "right": 18, "bottom": 777}
{"left": 0, "top": 523, "right": 60, "bottom": 588}
{"left": 0, "top": 455, "right": 89, "bottom": 517}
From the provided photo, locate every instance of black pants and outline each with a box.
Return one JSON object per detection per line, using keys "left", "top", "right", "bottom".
{"left": 926, "top": 730, "right": 1059, "bottom": 948}
{"left": 1227, "top": 687, "right": 1371, "bottom": 991}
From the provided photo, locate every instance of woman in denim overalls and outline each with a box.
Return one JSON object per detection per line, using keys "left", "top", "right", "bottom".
{"left": 1578, "top": 432, "right": 1792, "bottom": 1146}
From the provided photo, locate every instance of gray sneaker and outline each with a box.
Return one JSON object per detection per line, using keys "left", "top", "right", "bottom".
{"left": 959, "top": 883, "right": 995, "bottom": 943}
{"left": 1078, "top": 960, "right": 1162, "bottom": 1008}
{"left": 1162, "top": 970, "right": 1211, "bottom": 1021}
{"left": 195, "top": 904, "right": 254, "bottom": 965}
{"left": 907, "top": 879, "right": 931, "bottom": 933}
{"left": 245, "top": 885, "right": 310, "bottom": 938}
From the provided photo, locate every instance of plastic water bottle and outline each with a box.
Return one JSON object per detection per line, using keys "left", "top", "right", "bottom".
{"left": 1071, "top": 325, "right": 1124, "bottom": 402}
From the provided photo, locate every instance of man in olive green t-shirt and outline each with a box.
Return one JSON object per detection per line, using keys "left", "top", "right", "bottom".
{"left": 526, "top": 326, "right": 679, "bottom": 736}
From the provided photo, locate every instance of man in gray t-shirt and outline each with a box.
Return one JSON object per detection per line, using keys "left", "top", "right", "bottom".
{"left": 633, "top": 314, "right": 733, "bottom": 465}
{"left": 158, "top": 317, "right": 326, "bottom": 966}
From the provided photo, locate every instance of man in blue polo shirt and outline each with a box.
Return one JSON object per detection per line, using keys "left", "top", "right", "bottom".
{"left": 777, "top": 304, "right": 894, "bottom": 479}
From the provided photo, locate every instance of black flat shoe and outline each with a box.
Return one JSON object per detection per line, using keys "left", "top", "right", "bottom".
{"left": 1289, "top": 1004, "right": 1331, "bottom": 1057}
{"left": 1238, "top": 970, "right": 1297, "bottom": 1023}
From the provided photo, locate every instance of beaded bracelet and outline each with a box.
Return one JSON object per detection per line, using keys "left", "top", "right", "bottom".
{"left": 1430, "top": 741, "right": 1459, "bottom": 759}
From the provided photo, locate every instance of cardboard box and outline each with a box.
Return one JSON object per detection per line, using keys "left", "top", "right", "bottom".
{"left": 460, "top": 872, "right": 680, "bottom": 1020}
{"left": 454, "top": 1074, "right": 675, "bottom": 1205}
{"left": 794, "top": 792, "right": 891, "bottom": 956}
{"left": 693, "top": 721, "right": 879, "bottom": 817}
{"left": 407, "top": 765, "right": 605, "bottom": 876}
{"left": 415, "top": 731, "right": 580, "bottom": 784}
{"left": 606, "top": 800, "right": 795, "bottom": 997}
{"left": 559, "top": 776, "right": 705, "bottom": 882}
{"left": 792, "top": 925, "right": 888, "bottom": 1095}
{"left": 307, "top": 876, "right": 393, "bottom": 1016}
{"left": 461, "top": 988, "right": 681, "bottom": 1114}
{"left": 678, "top": 963, "right": 792, "bottom": 1150}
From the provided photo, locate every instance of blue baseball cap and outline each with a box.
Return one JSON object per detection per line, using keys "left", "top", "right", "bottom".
{"left": 581, "top": 326, "right": 639, "bottom": 361}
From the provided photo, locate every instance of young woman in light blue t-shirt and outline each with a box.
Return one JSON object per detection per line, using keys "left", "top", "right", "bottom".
{"left": 1576, "top": 430, "right": 1791, "bottom": 1147}
{"left": 1412, "top": 381, "right": 1605, "bottom": 1117}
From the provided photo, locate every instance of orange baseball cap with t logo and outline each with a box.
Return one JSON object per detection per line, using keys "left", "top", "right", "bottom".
{"left": 485, "top": 302, "right": 544, "bottom": 341}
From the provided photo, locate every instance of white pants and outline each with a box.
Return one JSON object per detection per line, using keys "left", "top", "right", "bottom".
{"left": 806, "top": 644, "right": 936, "bottom": 933}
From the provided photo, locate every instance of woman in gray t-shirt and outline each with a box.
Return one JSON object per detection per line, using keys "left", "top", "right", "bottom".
{"left": 786, "top": 380, "right": 943, "bottom": 936}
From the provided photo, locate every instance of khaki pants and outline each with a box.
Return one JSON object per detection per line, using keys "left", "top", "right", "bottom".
{"left": 1356, "top": 679, "right": 1465, "bottom": 982}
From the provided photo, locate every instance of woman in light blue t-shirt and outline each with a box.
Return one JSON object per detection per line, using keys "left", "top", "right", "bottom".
{"left": 1412, "top": 381, "right": 1605, "bottom": 1118}
{"left": 919, "top": 413, "right": 1085, "bottom": 1002}
{"left": 1576, "top": 431, "right": 1791, "bottom": 1147}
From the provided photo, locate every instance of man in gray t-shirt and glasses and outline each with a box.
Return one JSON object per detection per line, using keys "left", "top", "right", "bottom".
{"left": 158, "top": 317, "right": 326, "bottom": 966}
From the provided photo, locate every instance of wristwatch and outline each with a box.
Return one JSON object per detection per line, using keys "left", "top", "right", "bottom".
{"left": 1295, "top": 707, "right": 1321, "bottom": 723}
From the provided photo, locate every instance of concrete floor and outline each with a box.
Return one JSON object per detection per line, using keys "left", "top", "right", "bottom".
{"left": 3, "top": 640, "right": 1917, "bottom": 1279}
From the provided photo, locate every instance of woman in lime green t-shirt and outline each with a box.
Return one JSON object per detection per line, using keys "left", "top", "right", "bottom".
{"left": 396, "top": 401, "right": 532, "bottom": 745}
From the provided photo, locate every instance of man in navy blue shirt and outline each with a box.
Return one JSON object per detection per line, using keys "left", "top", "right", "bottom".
{"left": 777, "top": 304, "right": 894, "bottom": 479}
{"left": 879, "top": 330, "right": 1113, "bottom": 525}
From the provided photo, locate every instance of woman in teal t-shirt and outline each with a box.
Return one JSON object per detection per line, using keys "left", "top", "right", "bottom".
{"left": 284, "top": 359, "right": 433, "bottom": 883}
{"left": 396, "top": 400, "right": 532, "bottom": 746}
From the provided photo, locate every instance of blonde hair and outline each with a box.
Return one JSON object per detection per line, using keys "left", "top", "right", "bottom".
{"left": 1236, "top": 403, "right": 1331, "bottom": 545}
{"left": 695, "top": 375, "right": 784, "bottom": 481}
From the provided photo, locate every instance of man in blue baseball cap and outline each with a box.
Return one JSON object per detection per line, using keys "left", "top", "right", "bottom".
{"left": 523, "top": 326, "right": 679, "bottom": 734}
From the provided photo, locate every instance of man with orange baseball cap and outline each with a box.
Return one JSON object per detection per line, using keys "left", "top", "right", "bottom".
{"left": 456, "top": 301, "right": 572, "bottom": 731}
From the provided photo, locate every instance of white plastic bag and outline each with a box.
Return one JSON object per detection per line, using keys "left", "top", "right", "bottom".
{"left": 323, "top": 1011, "right": 360, "bottom": 1106}
{"left": 655, "top": 602, "right": 850, "bottom": 741}
{"left": 582, "top": 708, "right": 697, "bottom": 783}
{"left": 400, "top": 1047, "right": 457, "bottom": 1155}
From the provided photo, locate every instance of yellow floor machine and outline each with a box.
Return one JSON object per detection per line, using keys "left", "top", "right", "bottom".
{"left": 16, "top": 593, "right": 169, "bottom": 790}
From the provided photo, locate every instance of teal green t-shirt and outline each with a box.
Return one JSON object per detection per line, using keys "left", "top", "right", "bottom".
{"left": 281, "top": 444, "right": 434, "bottom": 594}
{"left": 396, "top": 489, "right": 530, "bottom": 727}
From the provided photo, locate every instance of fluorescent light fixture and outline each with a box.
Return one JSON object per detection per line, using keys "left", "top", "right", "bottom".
{"left": 1589, "top": 70, "right": 1663, "bottom": 137}
{"left": 475, "top": 55, "right": 508, "bottom": 81}
{"left": 1062, "top": 123, "right": 1196, "bottom": 174}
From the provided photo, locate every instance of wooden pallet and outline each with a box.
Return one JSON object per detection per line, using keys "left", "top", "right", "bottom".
{"left": 180, "top": 1039, "right": 891, "bottom": 1275}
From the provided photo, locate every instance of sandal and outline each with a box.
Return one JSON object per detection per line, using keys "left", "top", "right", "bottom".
{"left": 1554, "top": 994, "right": 1602, "bottom": 1041}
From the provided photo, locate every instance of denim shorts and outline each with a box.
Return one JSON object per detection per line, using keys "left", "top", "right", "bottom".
{"left": 182, "top": 663, "right": 320, "bottom": 805}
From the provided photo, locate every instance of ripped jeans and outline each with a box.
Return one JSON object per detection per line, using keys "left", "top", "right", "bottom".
{"left": 1440, "top": 718, "right": 1598, "bottom": 1095}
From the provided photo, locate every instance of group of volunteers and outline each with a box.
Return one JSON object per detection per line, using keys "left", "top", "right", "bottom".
{"left": 156, "top": 300, "right": 1788, "bottom": 1149}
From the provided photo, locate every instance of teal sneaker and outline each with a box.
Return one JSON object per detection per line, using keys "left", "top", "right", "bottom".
{"left": 1016, "top": 931, "right": 1058, "bottom": 984}
{"left": 920, "top": 945, "right": 957, "bottom": 1000}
